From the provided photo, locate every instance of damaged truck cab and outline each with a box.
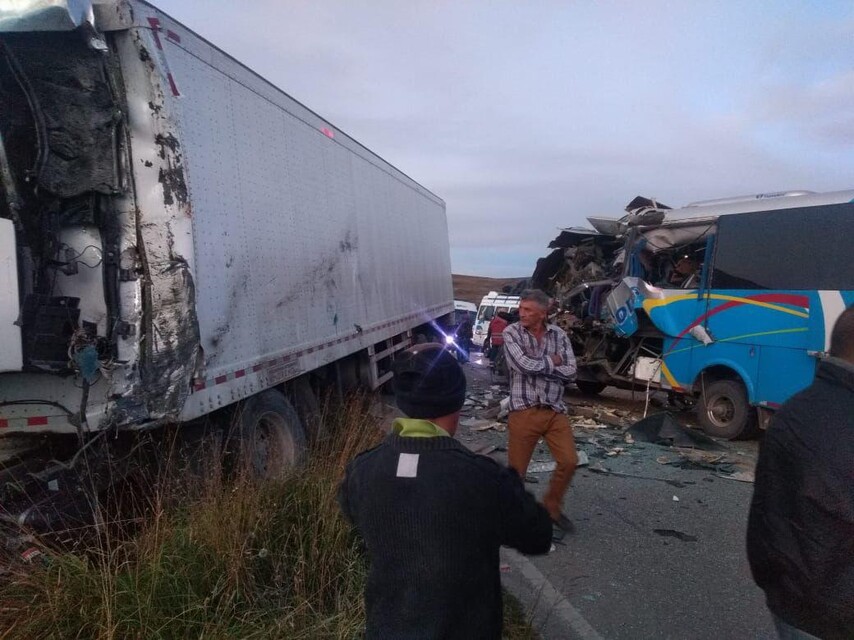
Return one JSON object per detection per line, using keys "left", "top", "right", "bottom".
{"left": 0, "top": 0, "right": 454, "bottom": 526}
{"left": 539, "top": 191, "right": 854, "bottom": 439}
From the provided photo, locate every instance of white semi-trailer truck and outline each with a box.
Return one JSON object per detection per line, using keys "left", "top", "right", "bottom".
{"left": 0, "top": 1, "right": 453, "bottom": 528}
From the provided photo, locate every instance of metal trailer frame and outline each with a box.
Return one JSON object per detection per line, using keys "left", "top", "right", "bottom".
{"left": 0, "top": 0, "right": 453, "bottom": 438}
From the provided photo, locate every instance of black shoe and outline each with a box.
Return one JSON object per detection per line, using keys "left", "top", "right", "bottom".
{"left": 552, "top": 513, "right": 576, "bottom": 534}
{"left": 524, "top": 474, "right": 539, "bottom": 484}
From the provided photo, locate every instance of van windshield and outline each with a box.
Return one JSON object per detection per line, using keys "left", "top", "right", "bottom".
{"left": 478, "top": 306, "right": 495, "bottom": 322}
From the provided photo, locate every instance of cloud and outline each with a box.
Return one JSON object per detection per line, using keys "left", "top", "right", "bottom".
{"left": 159, "top": 1, "right": 854, "bottom": 276}
{"left": 749, "top": 71, "right": 854, "bottom": 146}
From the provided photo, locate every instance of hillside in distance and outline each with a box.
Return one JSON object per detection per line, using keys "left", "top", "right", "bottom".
{"left": 452, "top": 274, "right": 527, "bottom": 305}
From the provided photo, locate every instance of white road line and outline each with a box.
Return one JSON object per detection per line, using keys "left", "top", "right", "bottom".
{"left": 501, "top": 548, "right": 606, "bottom": 640}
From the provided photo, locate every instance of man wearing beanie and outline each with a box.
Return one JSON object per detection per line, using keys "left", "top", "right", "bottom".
{"left": 338, "top": 343, "right": 552, "bottom": 639}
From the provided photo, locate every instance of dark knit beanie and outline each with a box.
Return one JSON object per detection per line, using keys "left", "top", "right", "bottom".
{"left": 392, "top": 343, "right": 467, "bottom": 419}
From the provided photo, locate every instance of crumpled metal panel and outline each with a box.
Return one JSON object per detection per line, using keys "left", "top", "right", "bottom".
{"left": 641, "top": 222, "right": 716, "bottom": 254}
{"left": 0, "top": 0, "right": 94, "bottom": 32}
{"left": 606, "top": 277, "right": 665, "bottom": 337}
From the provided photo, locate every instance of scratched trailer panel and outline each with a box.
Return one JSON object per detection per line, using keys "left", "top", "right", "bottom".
{"left": 0, "top": 1, "right": 452, "bottom": 435}
{"left": 131, "top": 2, "right": 452, "bottom": 410}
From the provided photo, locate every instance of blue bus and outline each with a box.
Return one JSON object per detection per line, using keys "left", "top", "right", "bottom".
{"left": 567, "top": 189, "right": 854, "bottom": 439}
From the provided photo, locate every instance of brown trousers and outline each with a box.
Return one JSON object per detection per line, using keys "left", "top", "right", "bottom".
{"left": 507, "top": 406, "right": 578, "bottom": 519}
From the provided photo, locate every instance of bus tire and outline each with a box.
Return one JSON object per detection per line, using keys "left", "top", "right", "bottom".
{"left": 226, "top": 390, "right": 307, "bottom": 480}
{"left": 697, "top": 379, "right": 758, "bottom": 440}
{"left": 575, "top": 381, "right": 606, "bottom": 396}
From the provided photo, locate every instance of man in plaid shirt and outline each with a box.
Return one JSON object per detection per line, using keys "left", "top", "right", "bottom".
{"left": 503, "top": 289, "right": 578, "bottom": 534}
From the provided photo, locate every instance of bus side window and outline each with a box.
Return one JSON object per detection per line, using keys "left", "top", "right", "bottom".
{"left": 711, "top": 204, "right": 852, "bottom": 290}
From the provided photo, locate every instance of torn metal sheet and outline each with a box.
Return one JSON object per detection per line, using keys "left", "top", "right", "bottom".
{"left": 641, "top": 222, "right": 716, "bottom": 255}
{"left": 605, "top": 277, "right": 665, "bottom": 338}
{"left": 0, "top": 0, "right": 94, "bottom": 32}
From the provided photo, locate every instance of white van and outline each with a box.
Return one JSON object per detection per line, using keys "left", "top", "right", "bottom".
{"left": 454, "top": 300, "right": 478, "bottom": 317}
{"left": 473, "top": 292, "right": 520, "bottom": 347}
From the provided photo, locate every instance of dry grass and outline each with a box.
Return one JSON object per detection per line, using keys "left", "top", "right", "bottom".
{"left": 0, "top": 396, "right": 537, "bottom": 639}
{"left": 452, "top": 274, "right": 527, "bottom": 306}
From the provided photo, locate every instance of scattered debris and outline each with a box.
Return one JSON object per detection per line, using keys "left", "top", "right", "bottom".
{"left": 655, "top": 450, "right": 738, "bottom": 474}
{"left": 498, "top": 397, "right": 510, "bottom": 420}
{"left": 577, "top": 450, "right": 590, "bottom": 467}
{"left": 465, "top": 419, "right": 506, "bottom": 432}
{"left": 715, "top": 470, "right": 755, "bottom": 483}
{"left": 479, "top": 405, "right": 502, "bottom": 419}
{"left": 473, "top": 444, "right": 497, "bottom": 456}
{"left": 573, "top": 418, "right": 608, "bottom": 430}
{"left": 529, "top": 461, "right": 557, "bottom": 473}
{"left": 672, "top": 495, "right": 680, "bottom": 502}
{"left": 653, "top": 529, "right": 697, "bottom": 542}
{"left": 588, "top": 463, "right": 688, "bottom": 488}
{"left": 20, "top": 547, "right": 43, "bottom": 563}
{"left": 597, "top": 413, "right": 629, "bottom": 429}
{"left": 628, "top": 412, "right": 725, "bottom": 451}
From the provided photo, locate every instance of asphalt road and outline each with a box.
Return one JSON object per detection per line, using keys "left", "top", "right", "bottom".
{"left": 461, "top": 356, "right": 776, "bottom": 640}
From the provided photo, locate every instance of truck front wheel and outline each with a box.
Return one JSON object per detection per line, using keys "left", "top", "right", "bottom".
{"left": 226, "top": 390, "right": 307, "bottom": 480}
{"left": 697, "top": 378, "right": 758, "bottom": 440}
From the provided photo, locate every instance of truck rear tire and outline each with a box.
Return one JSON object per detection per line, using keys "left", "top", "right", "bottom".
{"left": 697, "top": 378, "right": 758, "bottom": 440}
{"left": 226, "top": 390, "right": 307, "bottom": 480}
{"left": 575, "top": 381, "right": 606, "bottom": 396}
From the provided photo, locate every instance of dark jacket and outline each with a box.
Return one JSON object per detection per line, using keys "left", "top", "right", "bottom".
{"left": 339, "top": 432, "right": 552, "bottom": 639}
{"left": 747, "top": 358, "right": 854, "bottom": 640}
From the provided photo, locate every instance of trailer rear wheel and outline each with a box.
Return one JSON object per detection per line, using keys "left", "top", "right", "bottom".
{"left": 698, "top": 379, "right": 757, "bottom": 440}
{"left": 227, "top": 390, "right": 307, "bottom": 480}
{"left": 575, "top": 381, "right": 606, "bottom": 396}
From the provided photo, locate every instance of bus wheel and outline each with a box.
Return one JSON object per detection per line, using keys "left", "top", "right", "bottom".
{"left": 575, "top": 381, "right": 606, "bottom": 396}
{"left": 698, "top": 379, "right": 757, "bottom": 440}
{"left": 226, "top": 390, "right": 307, "bottom": 480}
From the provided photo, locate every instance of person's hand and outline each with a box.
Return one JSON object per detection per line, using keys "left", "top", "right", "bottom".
{"left": 550, "top": 354, "right": 563, "bottom": 366}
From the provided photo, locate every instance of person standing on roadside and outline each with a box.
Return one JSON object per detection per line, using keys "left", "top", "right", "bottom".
{"left": 485, "top": 310, "right": 511, "bottom": 361}
{"left": 339, "top": 343, "right": 552, "bottom": 639}
{"left": 503, "top": 289, "right": 578, "bottom": 535}
{"left": 455, "top": 311, "right": 474, "bottom": 362}
{"left": 747, "top": 306, "right": 854, "bottom": 640}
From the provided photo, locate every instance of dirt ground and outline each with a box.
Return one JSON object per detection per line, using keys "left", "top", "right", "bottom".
{"left": 452, "top": 274, "right": 527, "bottom": 306}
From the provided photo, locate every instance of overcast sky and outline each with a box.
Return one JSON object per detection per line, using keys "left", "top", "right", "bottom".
{"left": 158, "top": 1, "right": 854, "bottom": 277}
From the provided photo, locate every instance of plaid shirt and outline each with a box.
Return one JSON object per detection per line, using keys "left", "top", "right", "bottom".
{"left": 503, "top": 322, "right": 577, "bottom": 413}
